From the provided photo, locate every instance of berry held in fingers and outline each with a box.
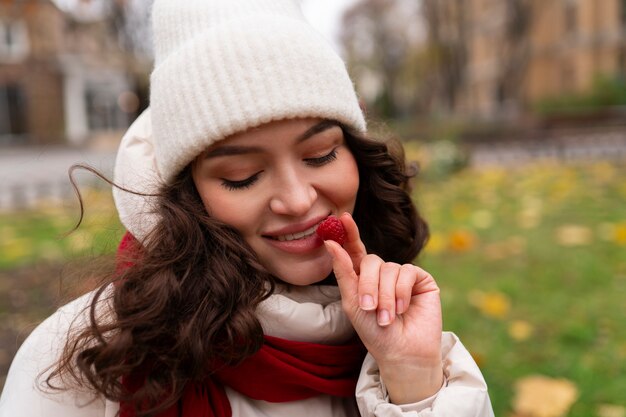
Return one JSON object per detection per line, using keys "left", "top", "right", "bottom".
{"left": 316, "top": 215, "right": 347, "bottom": 245}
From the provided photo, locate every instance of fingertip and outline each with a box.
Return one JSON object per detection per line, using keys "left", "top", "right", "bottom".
{"left": 339, "top": 212, "right": 355, "bottom": 227}
{"left": 339, "top": 212, "right": 360, "bottom": 242}
{"left": 323, "top": 240, "right": 340, "bottom": 256}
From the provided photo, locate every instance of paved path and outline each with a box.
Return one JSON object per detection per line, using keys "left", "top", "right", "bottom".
{"left": 0, "top": 147, "right": 117, "bottom": 210}
{"left": 468, "top": 127, "right": 626, "bottom": 167}
{"left": 1, "top": 126, "right": 625, "bottom": 210}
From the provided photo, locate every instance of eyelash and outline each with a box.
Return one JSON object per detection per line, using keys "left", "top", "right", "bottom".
{"left": 221, "top": 173, "right": 260, "bottom": 191}
{"left": 304, "top": 148, "right": 338, "bottom": 167}
{"left": 220, "top": 148, "right": 339, "bottom": 190}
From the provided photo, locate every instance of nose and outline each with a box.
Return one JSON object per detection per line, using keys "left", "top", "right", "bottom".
{"left": 269, "top": 168, "right": 317, "bottom": 216}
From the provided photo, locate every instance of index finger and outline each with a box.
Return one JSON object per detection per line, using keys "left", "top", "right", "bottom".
{"left": 338, "top": 212, "right": 367, "bottom": 274}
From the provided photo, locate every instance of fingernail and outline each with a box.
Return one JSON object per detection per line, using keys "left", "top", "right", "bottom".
{"left": 396, "top": 298, "right": 404, "bottom": 314}
{"left": 378, "top": 309, "right": 390, "bottom": 326}
{"left": 323, "top": 241, "right": 335, "bottom": 254}
{"left": 360, "top": 295, "right": 375, "bottom": 310}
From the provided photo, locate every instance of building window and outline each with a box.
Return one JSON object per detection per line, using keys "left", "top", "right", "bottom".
{"left": 0, "top": 84, "right": 27, "bottom": 137}
{"left": 0, "top": 20, "right": 29, "bottom": 62}
{"left": 84, "top": 83, "right": 128, "bottom": 131}
{"left": 564, "top": 2, "right": 577, "bottom": 35}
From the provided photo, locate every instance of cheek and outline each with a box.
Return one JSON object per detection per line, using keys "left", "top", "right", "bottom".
{"left": 198, "top": 188, "right": 259, "bottom": 232}
{"left": 192, "top": 173, "right": 253, "bottom": 230}
{"left": 331, "top": 154, "right": 360, "bottom": 209}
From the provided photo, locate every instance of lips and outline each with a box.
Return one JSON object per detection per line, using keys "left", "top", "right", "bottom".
{"left": 262, "top": 215, "right": 328, "bottom": 242}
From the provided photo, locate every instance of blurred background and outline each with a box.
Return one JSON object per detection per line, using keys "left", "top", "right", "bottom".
{"left": 0, "top": 0, "right": 625, "bottom": 416}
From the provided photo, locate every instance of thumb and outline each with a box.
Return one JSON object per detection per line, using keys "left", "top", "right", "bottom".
{"left": 338, "top": 212, "right": 367, "bottom": 274}
{"left": 324, "top": 240, "right": 359, "bottom": 313}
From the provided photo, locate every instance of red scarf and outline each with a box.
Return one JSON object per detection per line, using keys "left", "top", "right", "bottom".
{"left": 115, "top": 232, "right": 366, "bottom": 417}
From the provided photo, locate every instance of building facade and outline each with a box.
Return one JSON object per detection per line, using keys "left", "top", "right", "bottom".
{"left": 0, "top": 0, "right": 149, "bottom": 146}
{"left": 445, "top": 0, "right": 626, "bottom": 120}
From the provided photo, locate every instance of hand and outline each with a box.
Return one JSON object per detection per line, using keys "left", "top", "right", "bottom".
{"left": 324, "top": 213, "right": 444, "bottom": 404}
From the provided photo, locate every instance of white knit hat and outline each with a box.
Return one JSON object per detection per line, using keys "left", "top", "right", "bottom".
{"left": 113, "top": 0, "right": 366, "bottom": 240}
{"left": 149, "top": 0, "right": 366, "bottom": 184}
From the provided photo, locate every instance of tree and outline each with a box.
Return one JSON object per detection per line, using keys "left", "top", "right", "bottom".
{"left": 108, "top": 0, "right": 154, "bottom": 59}
{"left": 421, "top": 0, "right": 535, "bottom": 119}
{"left": 420, "top": 0, "right": 467, "bottom": 114}
{"left": 495, "top": 0, "right": 533, "bottom": 115}
{"left": 339, "top": 0, "right": 421, "bottom": 119}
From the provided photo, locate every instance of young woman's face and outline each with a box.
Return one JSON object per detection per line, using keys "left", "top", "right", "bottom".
{"left": 192, "top": 118, "right": 360, "bottom": 285}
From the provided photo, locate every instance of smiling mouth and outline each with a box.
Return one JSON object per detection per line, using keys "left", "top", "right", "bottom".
{"left": 266, "top": 222, "right": 321, "bottom": 242}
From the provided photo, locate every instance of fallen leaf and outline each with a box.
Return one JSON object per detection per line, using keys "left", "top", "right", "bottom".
{"left": 425, "top": 232, "right": 446, "bottom": 254}
{"left": 518, "top": 198, "right": 543, "bottom": 229}
{"left": 512, "top": 375, "right": 578, "bottom": 417}
{"left": 555, "top": 225, "right": 593, "bottom": 246}
{"left": 597, "top": 404, "right": 626, "bottom": 417}
{"left": 614, "top": 224, "right": 626, "bottom": 245}
{"left": 448, "top": 230, "right": 477, "bottom": 252}
{"left": 1, "top": 238, "right": 32, "bottom": 262}
{"left": 468, "top": 290, "right": 511, "bottom": 319}
{"left": 508, "top": 320, "right": 534, "bottom": 341}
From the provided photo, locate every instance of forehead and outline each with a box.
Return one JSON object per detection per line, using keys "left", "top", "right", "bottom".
{"left": 201, "top": 118, "right": 343, "bottom": 159}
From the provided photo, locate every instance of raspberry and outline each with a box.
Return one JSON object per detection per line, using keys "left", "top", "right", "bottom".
{"left": 316, "top": 215, "right": 347, "bottom": 245}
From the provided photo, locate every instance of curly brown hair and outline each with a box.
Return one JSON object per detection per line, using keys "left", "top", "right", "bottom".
{"left": 46, "top": 126, "right": 429, "bottom": 416}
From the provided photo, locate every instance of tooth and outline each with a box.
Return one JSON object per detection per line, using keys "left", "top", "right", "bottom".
{"left": 274, "top": 222, "right": 321, "bottom": 242}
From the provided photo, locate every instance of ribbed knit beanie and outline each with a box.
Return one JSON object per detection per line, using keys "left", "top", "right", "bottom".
{"left": 149, "top": 0, "right": 366, "bottom": 184}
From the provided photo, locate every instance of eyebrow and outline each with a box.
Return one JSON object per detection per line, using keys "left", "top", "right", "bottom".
{"left": 203, "top": 120, "right": 340, "bottom": 159}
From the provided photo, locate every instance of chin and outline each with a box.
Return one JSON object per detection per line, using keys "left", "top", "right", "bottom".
{"left": 270, "top": 258, "right": 334, "bottom": 286}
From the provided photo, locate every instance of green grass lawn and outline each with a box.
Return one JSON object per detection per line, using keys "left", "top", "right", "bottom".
{"left": 415, "top": 160, "right": 626, "bottom": 417}
{"left": 0, "top": 160, "right": 625, "bottom": 416}
{"left": 0, "top": 190, "right": 124, "bottom": 270}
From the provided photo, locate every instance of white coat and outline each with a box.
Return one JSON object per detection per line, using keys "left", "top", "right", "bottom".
{"left": 0, "top": 284, "right": 494, "bottom": 416}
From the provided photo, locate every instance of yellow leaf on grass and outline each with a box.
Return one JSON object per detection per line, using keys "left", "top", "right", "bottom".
{"left": 597, "top": 404, "right": 626, "bottom": 417}
{"left": 508, "top": 320, "right": 534, "bottom": 341}
{"left": 555, "top": 225, "right": 593, "bottom": 247}
{"left": 518, "top": 197, "right": 543, "bottom": 229}
{"left": 1, "top": 238, "right": 32, "bottom": 262}
{"left": 468, "top": 290, "right": 510, "bottom": 319}
{"left": 513, "top": 375, "right": 578, "bottom": 417}
{"left": 485, "top": 236, "right": 528, "bottom": 261}
{"left": 614, "top": 224, "right": 626, "bottom": 245}
{"left": 425, "top": 232, "right": 446, "bottom": 255}
{"left": 448, "top": 230, "right": 476, "bottom": 252}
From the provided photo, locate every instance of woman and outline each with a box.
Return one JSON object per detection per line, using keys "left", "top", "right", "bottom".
{"left": 0, "top": 1, "right": 494, "bottom": 416}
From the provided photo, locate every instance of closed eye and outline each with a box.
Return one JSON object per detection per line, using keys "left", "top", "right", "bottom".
{"left": 221, "top": 172, "right": 261, "bottom": 191}
{"left": 304, "top": 148, "right": 338, "bottom": 167}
